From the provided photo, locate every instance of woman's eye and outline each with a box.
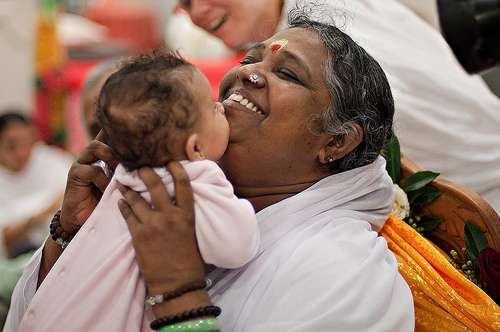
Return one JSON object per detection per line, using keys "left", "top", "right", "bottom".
{"left": 239, "top": 57, "right": 257, "bottom": 65}
{"left": 277, "top": 69, "right": 301, "bottom": 84}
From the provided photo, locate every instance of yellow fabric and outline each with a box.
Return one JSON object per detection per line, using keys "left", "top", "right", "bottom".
{"left": 380, "top": 216, "right": 500, "bottom": 332}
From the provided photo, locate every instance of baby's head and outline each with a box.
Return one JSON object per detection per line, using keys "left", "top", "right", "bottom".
{"left": 96, "top": 52, "right": 229, "bottom": 171}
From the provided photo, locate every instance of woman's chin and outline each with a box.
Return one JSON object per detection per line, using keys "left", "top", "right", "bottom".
{"left": 214, "top": 23, "right": 248, "bottom": 49}
{"left": 224, "top": 104, "right": 263, "bottom": 142}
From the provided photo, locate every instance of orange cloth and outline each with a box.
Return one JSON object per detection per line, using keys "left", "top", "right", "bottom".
{"left": 381, "top": 216, "right": 500, "bottom": 331}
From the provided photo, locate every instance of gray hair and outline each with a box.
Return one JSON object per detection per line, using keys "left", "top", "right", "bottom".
{"left": 289, "top": 9, "right": 394, "bottom": 173}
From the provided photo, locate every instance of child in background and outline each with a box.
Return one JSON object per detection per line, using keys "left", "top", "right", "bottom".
{"left": 18, "top": 53, "right": 259, "bottom": 332}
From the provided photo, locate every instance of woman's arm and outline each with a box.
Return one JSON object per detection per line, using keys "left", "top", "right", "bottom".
{"left": 37, "top": 137, "right": 117, "bottom": 286}
{"left": 118, "top": 163, "right": 217, "bottom": 323}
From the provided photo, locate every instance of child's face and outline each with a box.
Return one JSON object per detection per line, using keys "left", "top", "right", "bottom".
{"left": 191, "top": 69, "right": 230, "bottom": 161}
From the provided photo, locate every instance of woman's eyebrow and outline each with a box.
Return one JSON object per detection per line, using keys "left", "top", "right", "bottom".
{"left": 247, "top": 42, "right": 312, "bottom": 81}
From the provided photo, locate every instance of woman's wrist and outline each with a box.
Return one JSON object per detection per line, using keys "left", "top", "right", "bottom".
{"left": 37, "top": 210, "right": 75, "bottom": 288}
{"left": 37, "top": 236, "right": 64, "bottom": 288}
{"left": 49, "top": 210, "right": 77, "bottom": 249}
{"left": 151, "top": 289, "right": 212, "bottom": 319}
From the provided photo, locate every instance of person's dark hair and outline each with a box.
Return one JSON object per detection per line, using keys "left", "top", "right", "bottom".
{"left": 0, "top": 111, "right": 31, "bottom": 138}
{"left": 289, "top": 8, "right": 394, "bottom": 173}
{"left": 96, "top": 52, "right": 197, "bottom": 171}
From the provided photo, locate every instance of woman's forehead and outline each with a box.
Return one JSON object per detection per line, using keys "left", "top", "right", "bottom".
{"left": 264, "top": 28, "right": 327, "bottom": 69}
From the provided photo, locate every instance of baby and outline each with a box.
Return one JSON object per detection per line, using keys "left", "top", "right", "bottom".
{"left": 17, "top": 53, "right": 259, "bottom": 332}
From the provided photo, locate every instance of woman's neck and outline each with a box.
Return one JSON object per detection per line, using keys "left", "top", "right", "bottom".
{"left": 234, "top": 180, "right": 317, "bottom": 212}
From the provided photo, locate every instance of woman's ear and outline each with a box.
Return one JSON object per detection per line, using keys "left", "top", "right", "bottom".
{"left": 185, "top": 134, "right": 205, "bottom": 161}
{"left": 318, "top": 124, "right": 364, "bottom": 164}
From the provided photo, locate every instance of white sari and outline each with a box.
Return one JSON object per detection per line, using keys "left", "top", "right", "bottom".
{"left": 208, "top": 157, "right": 414, "bottom": 331}
{"left": 5, "top": 157, "right": 414, "bottom": 331}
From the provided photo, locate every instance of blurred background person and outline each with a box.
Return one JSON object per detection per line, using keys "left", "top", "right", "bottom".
{"left": 176, "top": 0, "right": 500, "bottom": 212}
{"left": 0, "top": 111, "right": 72, "bottom": 327}
{"left": 0, "top": 111, "right": 73, "bottom": 258}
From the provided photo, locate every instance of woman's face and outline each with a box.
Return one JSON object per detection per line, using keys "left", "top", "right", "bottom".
{"left": 218, "top": 27, "right": 332, "bottom": 190}
{"left": 178, "top": 0, "right": 282, "bottom": 49}
{"left": 0, "top": 122, "right": 35, "bottom": 172}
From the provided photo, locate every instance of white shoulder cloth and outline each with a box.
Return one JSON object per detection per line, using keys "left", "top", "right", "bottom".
{"left": 208, "top": 157, "right": 415, "bottom": 331}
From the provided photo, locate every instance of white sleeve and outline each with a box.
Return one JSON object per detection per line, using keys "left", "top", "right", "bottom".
{"left": 194, "top": 189, "right": 260, "bottom": 269}
{"left": 191, "top": 163, "right": 260, "bottom": 269}
{"left": 3, "top": 245, "right": 43, "bottom": 332}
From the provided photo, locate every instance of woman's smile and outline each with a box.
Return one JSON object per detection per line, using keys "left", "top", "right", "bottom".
{"left": 209, "top": 14, "right": 228, "bottom": 32}
{"left": 222, "top": 91, "right": 266, "bottom": 117}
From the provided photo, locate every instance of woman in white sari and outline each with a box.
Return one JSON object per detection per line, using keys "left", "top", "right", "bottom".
{"left": 6, "top": 13, "right": 414, "bottom": 332}
{"left": 177, "top": 0, "right": 500, "bottom": 212}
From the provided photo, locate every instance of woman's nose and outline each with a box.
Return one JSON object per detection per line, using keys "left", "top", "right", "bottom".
{"left": 238, "top": 66, "right": 265, "bottom": 89}
{"left": 188, "top": 0, "right": 211, "bottom": 26}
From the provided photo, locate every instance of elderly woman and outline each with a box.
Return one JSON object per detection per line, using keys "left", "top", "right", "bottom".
{"left": 5, "top": 14, "right": 414, "bottom": 331}
{"left": 177, "top": 0, "right": 500, "bottom": 212}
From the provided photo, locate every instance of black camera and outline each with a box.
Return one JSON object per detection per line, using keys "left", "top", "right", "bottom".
{"left": 438, "top": 0, "right": 500, "bottom": 73}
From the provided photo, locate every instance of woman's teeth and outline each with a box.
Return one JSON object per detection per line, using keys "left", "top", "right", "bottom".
{"left": 227, "top": 93, "right": 264, "bottom": 116}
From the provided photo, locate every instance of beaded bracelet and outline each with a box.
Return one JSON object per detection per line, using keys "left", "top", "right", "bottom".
{"left": 158, "top": 318, "right": 219, "bottom": 332}
{"left": 150, "top": 305, "right": 221, "bottom": 330}
{"left": 49, "top": 210, "right": 74, "bottom": 249}
{"left": 145, "top": 279, "right": 208, "bottom": 306}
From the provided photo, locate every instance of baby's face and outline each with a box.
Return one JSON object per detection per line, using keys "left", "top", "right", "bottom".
{"left": 191, "top": 69, "right": 230, "bottom": 160}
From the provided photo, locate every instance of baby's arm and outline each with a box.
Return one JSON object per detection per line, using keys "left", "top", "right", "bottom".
{"left": 191, "top": 162, "right": 260, "bottom": 269}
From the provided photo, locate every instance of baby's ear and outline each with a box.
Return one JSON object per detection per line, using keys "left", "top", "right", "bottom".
{"left": 185, "top": 134, "right": 204, "bottom": 161}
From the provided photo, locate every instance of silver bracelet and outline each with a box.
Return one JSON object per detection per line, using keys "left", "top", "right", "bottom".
{"left": 54, "top": 237, "right": 70, "bottom": 249}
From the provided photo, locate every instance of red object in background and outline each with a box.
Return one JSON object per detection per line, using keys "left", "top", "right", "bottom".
{"left": 57, "top": 53, "right": 244, "bottom": 154}
{"left": 191, "top": 53, "right": 244, "bottom": 100}
{"left": 64, "top": 53, "right": 244, "bottom": 102}
{"left": 84, "top": 0, "right": 160, "bottom": 52}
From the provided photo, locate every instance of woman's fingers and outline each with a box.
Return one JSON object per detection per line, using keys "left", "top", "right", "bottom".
{"left": 167, "top": 162, "right": 194, "bottom": 210}
{"left": 94, "top": 130, "right": 106, "bottom": 143}
{"left": 77, "top": 140, "right": 118, "bottom": 170}
{"left": 92, "top": 169, "right": 110, "bottom": 193}
{"left": 138, "top": 168, "right": 173, "bottom": 211}
{"left": 118, "top": 199, "right": 141, "bottom": 234}
{"left": 117, "top": 183, "right": 151, "bottom": 220}
{"left": 70, "top": 164, "right": 109, "bottom": 191}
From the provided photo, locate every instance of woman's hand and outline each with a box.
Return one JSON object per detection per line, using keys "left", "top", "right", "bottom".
{"left": 60, "top": 134, "right": 118, "bottom": 234}
{"left": 117, "top": 162, "right": 205, "bottom": 295}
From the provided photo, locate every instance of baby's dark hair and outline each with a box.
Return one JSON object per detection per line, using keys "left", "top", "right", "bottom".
{"left": 96, "top": 52, "right": 197, "bottom": 171}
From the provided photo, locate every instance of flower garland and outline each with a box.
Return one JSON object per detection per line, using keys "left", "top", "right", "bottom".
{"left": 384, "top": 134, "right": 500, "bottom": 304}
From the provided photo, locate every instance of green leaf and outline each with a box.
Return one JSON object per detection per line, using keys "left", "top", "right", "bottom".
{"left": 409, "top": 186, "right": 441, "bottom": 207}
{"left": 464, "top": 221, "right": 488, "bottom": 261}
{"left": 402, "top": 171, "right": 440, "bottom": 192}
{"left": 382, "top": 134, "right": 400, "bottom": 184}
{"left": 419, "top": 215, "right": 442, "bottom": 232}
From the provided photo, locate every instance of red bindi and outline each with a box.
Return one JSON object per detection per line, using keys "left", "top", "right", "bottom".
{"left": 270, "top": 39, "right": 288, "bottom": 53}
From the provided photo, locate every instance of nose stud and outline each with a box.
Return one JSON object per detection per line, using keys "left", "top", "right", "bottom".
{"left": 249, "top": 73, "right": 259, "bottom": 84}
